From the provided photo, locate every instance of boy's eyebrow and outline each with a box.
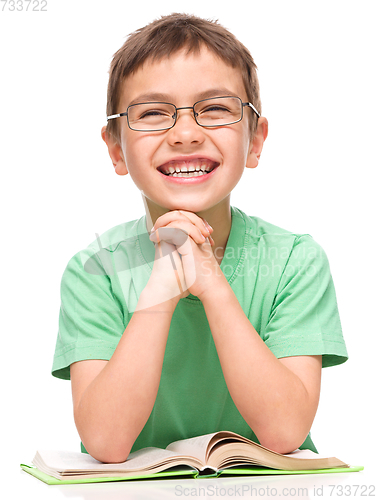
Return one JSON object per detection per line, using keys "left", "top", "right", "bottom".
{"left": 128, "top": 93, "right": 172, "bottom": 106}
{"left": 196, "top": 88, "right": 240, "bottom": 101}
{"left": 127, "top": 88, "right": 240, "bottom": 107}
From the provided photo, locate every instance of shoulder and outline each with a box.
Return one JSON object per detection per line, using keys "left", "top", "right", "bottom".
{"left": 231, "top": 206, "right": 323, "bottom": 253}
{"left": 231, "top": 207, "right": 331, "bottom": 281}
{"left": 82, "top": 216, "right": 145, "bottom": 257}
{"left": 232, "top": 205, "right": 311, "bottom": 238}
{"left": 63, "top": 215, "right": 147, "bottom": 275}
{"left": 232, "top": 207, "right": 293, "bottom": 236}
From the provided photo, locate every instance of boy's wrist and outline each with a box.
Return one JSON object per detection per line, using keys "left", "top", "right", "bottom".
{"left": 197, "top": 273, "right": 231, "bottom": 306}
{"left": 136, "top": 285, "right": 180, "bottom": 313}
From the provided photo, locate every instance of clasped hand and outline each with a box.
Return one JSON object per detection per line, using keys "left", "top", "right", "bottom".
{"left": 146, "top": 210, "right": 222, "bottom": 304}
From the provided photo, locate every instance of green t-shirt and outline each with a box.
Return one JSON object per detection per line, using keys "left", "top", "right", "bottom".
{"left": 52, "top": 206, "right": 348, "bottom": 454}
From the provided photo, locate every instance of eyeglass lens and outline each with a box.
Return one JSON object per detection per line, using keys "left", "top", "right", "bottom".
{"left": 127, "top": 97, "right": 242, "bottom": 131}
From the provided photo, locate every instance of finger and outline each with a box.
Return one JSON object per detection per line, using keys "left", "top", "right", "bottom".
{"left": 150, "top": 227, "right": 190, "bottom": 252}
{"left": 150, "top": 211, "right": 183, "bottom": 232}
{"left": 177, "top": 210, "right": 213, "bottom": 235}
{"left": 150, "top": 222, "right": 206, "bottom": 247}
{"left": 166, "top": 221, "right": 208, "bottom": 246}
{"left": 152, "top": 210, "right": 212, "bottom": 239}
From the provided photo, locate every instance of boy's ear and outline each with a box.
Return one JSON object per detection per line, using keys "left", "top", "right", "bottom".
{"left": 101, "top": 126, "right": 128, "bottom": 176}
{"left": 246, "top": 117, "right": 268, "bottom": 169}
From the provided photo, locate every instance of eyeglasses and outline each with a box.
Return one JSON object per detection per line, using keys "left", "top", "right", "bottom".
{"left": 107, "top": 96, "right": 260, "bottom": 132}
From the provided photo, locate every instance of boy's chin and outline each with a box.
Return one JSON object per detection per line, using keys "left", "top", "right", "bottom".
{"left": 167, "top": 202, "right": 210, "bottom": 214}
{"left": 144, "top": 191, "right": 226, "bottom": 216}
{"left": 148, "top": 199, "right": 205, "bottom": 214}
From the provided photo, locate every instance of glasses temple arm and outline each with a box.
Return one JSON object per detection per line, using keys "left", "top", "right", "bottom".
{"left": 107, "top": 112, "right": 128, "bottom": 121}
{"left": 244, "top": 102, "right": 260, "bottom": 118}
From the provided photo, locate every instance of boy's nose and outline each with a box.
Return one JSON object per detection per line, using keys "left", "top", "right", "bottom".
{"left": 167, "top": 108, "right": 205, "bottom": 146}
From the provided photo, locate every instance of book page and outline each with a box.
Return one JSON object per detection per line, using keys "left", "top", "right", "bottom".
{"left": 34, "top": 447, "right": 190, "bottom": 473}
{"left": 166, "top": 433, "right": 218, "bottom": 464}
{"left": 284, "top": 449, "right": 333, "bottom": 460}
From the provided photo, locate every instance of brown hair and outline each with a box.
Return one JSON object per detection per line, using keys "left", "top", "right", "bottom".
{"left": 106, "top": 13, "right": 261, "bottom": 141}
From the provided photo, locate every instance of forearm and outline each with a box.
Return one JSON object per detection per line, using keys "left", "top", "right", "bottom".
{"left": 74, "top": 291, "right": 177, "bottom": 462}
{"left": 200, "top": 278, "right": 316, "bottom": 453}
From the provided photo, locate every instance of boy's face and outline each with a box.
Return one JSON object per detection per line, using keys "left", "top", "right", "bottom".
{"left": 104, "top": 47, "right": 266, "bottom": 216}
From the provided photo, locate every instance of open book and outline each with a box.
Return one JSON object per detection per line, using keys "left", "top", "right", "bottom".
{"left": 21, "top": 431, "right": 362, "bottom": 484}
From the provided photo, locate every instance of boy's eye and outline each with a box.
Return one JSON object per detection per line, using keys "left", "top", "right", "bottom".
{"left": 129, "top": 103, "right": 174, "bottom": 119}
{"left": 200, "top": 105, "right": 232, "bottom": 114}
{"left": 139, "top": 109, "right": 171, "bottom": 118}
{"left": 197, "top": 104, "right": 234, "bottom": 124}
{"left": 127, "top": 102, "right": 177, "bottom": 130}
{"left": 194, "top": 97, "right": 242, "bottom": 125}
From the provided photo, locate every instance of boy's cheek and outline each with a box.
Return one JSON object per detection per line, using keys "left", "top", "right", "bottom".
{"left": 123, "top": 135, "right": 159, "bottom": 168}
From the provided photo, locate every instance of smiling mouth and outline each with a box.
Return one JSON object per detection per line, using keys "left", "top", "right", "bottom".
{"left": 157, "top": 159, "right": 219, "bottom": 177}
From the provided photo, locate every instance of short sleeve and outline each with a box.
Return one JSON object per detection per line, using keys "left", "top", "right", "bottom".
{"left": 262, "top": 236, "right": 348, "bottom": 367}
{"left": 52, "top": 251, "right": 126, "bottom": 380}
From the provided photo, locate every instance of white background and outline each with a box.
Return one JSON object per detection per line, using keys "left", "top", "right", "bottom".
{"left": 1, "top": 0, "right": 376, "bottom": 495}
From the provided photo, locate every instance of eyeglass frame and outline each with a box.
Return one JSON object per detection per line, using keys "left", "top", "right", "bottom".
{"left": 106, "top": 96, "right": 260, "bottom": 132}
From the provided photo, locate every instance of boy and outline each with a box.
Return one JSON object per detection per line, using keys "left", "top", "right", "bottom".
{"left": 52, "top": 13, "right": 348, "bottom": 463}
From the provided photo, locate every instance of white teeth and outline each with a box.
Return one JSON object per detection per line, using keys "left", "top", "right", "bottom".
{"left": 171, "top": 171, "right": 206, "bottom": 177}
{"left": 160, "top": 160, "right": 217, "bottom": 176}
{"left": 163, "top": 168, "right": 211, "bottom": 176}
